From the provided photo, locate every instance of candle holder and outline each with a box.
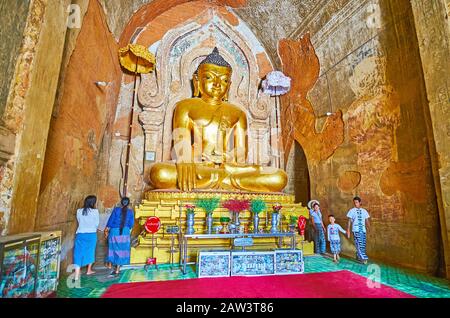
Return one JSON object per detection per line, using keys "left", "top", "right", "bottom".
{"left": 219, "top": 217, "right": 230, "bottom": 234}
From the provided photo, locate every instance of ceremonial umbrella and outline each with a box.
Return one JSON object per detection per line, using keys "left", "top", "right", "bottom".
{"left": 118, "top": 44, "right": 156, "bottom": 197}
{"left": 261, "top": 71, "right": 291, "bottom": 167}
{"left": 261, "top": 71, "right": 291, "bottom": 228}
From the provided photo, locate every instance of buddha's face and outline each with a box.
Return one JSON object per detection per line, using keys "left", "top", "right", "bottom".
{"left": 196, "top": 63, "right": 231, "bottom": 103}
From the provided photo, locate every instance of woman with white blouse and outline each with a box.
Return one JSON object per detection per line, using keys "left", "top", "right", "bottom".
{"left": 73, "top": 195, "right": 99, "bottom": 280}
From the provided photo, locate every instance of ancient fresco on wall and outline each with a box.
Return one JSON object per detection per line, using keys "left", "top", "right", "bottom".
{"left": 279, "top": 0, "right": 439, "bottom": 273}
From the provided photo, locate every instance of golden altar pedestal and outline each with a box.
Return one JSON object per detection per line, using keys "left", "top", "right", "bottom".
{"left": 130, "top": 190, "right": 314, "bottom": 264}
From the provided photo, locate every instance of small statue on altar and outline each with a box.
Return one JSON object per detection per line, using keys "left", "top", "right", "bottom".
{"left": 148, "top": 47, "right": 287, "bottom": 192}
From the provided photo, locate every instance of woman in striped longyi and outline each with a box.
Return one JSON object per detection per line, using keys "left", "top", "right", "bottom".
{"left": 105, "top": 197, "right": 135, "bottom": 276}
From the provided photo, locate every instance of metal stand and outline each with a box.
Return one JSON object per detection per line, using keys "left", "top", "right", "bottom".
{"left": 144, "top": 233, "right": 158, "bottom": 271}
{"left": 180, "top": 232, "right": 297, "bottom": 275}
{"left": 167, "top": 231, "right": 179, "bottom": 273}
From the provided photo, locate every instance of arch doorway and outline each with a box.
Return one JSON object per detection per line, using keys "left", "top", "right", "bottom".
{"left": 285, "top": 141, "right": 310, "bottom": 206}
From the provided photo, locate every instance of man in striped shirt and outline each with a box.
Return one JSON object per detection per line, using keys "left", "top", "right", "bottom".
{"left": 346, "top": 196, "right": 370, "bottom": 264}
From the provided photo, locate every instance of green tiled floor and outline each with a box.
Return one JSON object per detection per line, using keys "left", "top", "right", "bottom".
{"left": 57, "top": 255, "right": 450, "bottom": 298}
{"left": 303, "top": 255, "right": 450, "bottom": 298}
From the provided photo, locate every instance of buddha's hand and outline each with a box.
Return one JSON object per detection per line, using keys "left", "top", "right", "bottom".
{"left": 202, "top": 152, "right": 224, "bottom": 165}
{"left": 176, "top": 162, "right": 197, "bottom": 192}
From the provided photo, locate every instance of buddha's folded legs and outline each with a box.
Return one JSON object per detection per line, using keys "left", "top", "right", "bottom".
{"left": 225, "top": 164, "right": 288, "bottom": 193}
{"left": 149, "top": 162, "right": 288, "bottom": 192}
{"left": 148, "top": 162, "right": 231, "bottom": 190}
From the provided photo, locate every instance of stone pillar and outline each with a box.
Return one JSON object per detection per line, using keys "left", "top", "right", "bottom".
{"left": 5, "top": 0, "right": 70, "bottom": 234}
{"left": 139, "top": 107, "right": 165, "bottom": 175}
{"left": 410, "top": 0, "right": 450, "bottom": 278}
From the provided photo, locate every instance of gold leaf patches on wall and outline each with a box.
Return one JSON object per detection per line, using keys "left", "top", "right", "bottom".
{"left": 380, "top": 155, "right": 428, "bottom": 203}
{"left": 337, "top": 171, "right": 361, "bottom": 193}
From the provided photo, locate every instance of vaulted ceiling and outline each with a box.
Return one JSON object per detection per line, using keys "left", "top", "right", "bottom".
{"left": 98, "top": 0, "right": 338, "bottom": 64}
{"left": 233, "top": 0, "right": 325, "bottom": 58}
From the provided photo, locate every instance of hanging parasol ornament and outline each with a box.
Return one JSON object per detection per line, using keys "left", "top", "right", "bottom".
{"left": 118, "top": 44, "right": 155, "bottom": 74}
{"left": 261, "top": 71, "right": 291, "bottom": 96}
{"left": 117, "top": 43, "right": 155, "bottom": 198}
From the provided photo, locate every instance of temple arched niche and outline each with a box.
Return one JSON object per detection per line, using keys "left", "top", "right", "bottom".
{"left": 118, "top": 4, "right": 282, "bottom": 185}
{"left": 285, "top": 141, "right": 311, "bottom": 206}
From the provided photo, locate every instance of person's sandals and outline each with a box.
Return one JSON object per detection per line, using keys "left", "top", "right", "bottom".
{"left": 108, "top": 271, "right": 119, "bottom": 277}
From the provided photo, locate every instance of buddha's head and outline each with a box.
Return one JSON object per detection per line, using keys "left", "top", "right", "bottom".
{"left": 194, "top": 47, "right": 232, "bottom": 104}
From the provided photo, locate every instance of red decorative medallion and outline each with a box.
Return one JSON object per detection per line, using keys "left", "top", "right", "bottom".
{"left": 144, "top": 216, "right": 161, "bottom": 234}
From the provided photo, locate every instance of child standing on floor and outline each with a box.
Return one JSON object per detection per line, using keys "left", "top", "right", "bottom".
{"left": 327, "top": 215, "right": 347, "bottom": 263}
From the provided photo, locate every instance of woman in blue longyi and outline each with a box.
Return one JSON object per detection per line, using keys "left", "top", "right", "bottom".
{"left": 105, "top": 197, "right": 135, "bottom": 276}
{"left": 73, "top": 195, "right": 99, "bottom": 281}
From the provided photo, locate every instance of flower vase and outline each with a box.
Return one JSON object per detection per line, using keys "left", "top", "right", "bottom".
{"left": 289, "top": 224, "right": 296, "bottom": 233}
{"left": 234, "top": 212, "right": 241, "bottom": 234}
{"left": 271, "top": 212, "right": 279, "bottom": 233}
{"left": 253, "top": 213, "right": 260, "bottom": 233}
{"left": 186, "top": 213, "right": 195, "bottom": 234}
{"left": 206, "top": 213, "right": 213, "bottom": 234}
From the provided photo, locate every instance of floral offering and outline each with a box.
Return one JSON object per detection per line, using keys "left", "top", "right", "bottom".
{"left": 196, "top": 197, "right": 220, "bottom": 215}
{"left": 222, "top": 199, "right": 250, "bottom": 213}
{"left": 272, "top": 204, "right": 282, "bottom": 213}
{"left": 250, "top": 199, "right": 267, "bottom": 214}
{"left": 185, "top": 204, "right": 195, "bottom": 214}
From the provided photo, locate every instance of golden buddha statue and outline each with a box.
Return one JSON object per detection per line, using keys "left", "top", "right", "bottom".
{"left": 149, "top": 48, "right": 287, "bottom": 192}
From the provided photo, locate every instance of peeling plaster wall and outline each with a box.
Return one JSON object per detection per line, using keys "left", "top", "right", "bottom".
{"left": 281, "top": 0, "right": 441, "bottom": 274}
{"left": 0, "top": 0, "right": 30, "bottom": 233}
{"left": 234, "top": 0, "right": 322, "bottom": 66}
{"left": 52, "top": 0, "right": 90, "bottom": 118}
{"left": 99, "top": 0, "right": 152, "bottom": 40}
{"left": 99, "top": 0, "right": 248, "bottom": 42}
{"left": 0, "top": 0, "right": 30, "bottom": 118}
{"left": 37, "top": 0, "right": 122, "bottom": 266}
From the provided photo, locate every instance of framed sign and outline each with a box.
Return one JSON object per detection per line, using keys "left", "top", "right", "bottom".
{"left": 275, "top": 249, "right": 304, "bottom": 275}
{"left": 0, "top": 234, "right": 41, "bottom": 298}
{"left": 145, "top": 151, "right": 156, "bottom": 162}
{"left": 36, "top": 231, "right": 62, "bottom": 298}
{"left": 166, "top": 225, "right": 179, "bottom": 234}
{"left": 231, "top": 251, "right": 275, "bottom": 276}
{"left": 197, "top": 251, "right": 230, "bottom": 278}
{"left": 233, "top": 237, "right": 253, "bottom": 247}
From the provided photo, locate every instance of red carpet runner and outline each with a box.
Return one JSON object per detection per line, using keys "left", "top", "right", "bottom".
{"left": 101, "top": 270, "right": 414, "bottom": 298}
